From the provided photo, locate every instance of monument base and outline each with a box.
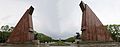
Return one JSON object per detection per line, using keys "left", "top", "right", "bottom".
{"left": 0, "top": 43, "right": 48, "bottom": 47}
{"left": 32, "top": 40, "right": 40, "bottom": 45}
{"left": 0, "top": 40, "right": 45, "bottom": 46}
{"left": 76, "top": 42, "right": 119, "bottom": 47}
{"left": 75, "top": 39, "right": 81, "bottom": 44}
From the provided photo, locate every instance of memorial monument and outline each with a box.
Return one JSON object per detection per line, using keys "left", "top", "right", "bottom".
{"left": 80, "top": 1, "right": 113, "bottom": 41}
{"left": 7, "top": 6, "right": 35, "bottom": 43}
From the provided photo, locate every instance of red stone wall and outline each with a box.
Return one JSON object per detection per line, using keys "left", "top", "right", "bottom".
{"left": 7, "top": 6, "right": 34, "bottom": 43}
{"left": 80, "top": 1, "right": 113, "bottom": 41}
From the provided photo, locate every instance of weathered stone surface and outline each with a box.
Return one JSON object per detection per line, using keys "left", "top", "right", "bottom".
{"left": 7, "top": 6, "right": 34, "bottom": 43}
{"left": 76, "top": 42, "right": 119, "bottom": 47}
{"left": 80, "top": 1, "right": 113, "bottom": 41}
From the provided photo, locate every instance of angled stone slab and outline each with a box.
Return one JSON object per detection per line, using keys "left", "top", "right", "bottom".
{"left": 7, "top": 6, "right": 34, "bottom": 43}
{"left": 80, "top": 1, "right": 113, "bottom": 41}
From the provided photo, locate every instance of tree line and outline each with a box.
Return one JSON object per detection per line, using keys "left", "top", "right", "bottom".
{"left": 0, "top": 25, "right": 53, "bottom": 43}
{"left": 0, "top": 24, "right": 120, "bottom": 43}
{"left": 106, "top": 24, "right": 120, "bottom": 42}
{"left": 66, "top": 24, "right": 120, "bottom": 42}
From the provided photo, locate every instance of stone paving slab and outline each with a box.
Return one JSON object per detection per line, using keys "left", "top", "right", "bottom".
{"left": 0, "top": 42, "right": 120, "bottom": 47}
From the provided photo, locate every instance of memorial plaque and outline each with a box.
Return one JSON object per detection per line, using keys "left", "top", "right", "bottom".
{"left": 7, "top": 6, "right": 34, "bottom": 43}
{"left": 80, "top": 1, "right": 113, "bottom": 41}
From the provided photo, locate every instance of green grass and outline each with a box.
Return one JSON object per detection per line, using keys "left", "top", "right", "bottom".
{"left": 49, "top": 41, "right": 70, "bottom": 46}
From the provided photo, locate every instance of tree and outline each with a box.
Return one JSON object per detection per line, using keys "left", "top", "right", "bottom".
{"left": 0, "top": 25, "right": 12, "bottom": 43}
{"left": 8, "top": 27, "right": 14, "bottom": 32}
{"left": 0, "top": 32, "right": 10, "bottom": 42}
{"left": 106, "top": 24, "right": 120, "bottom": 42}
{"left": 1, "top": 25, "right": 9, "bottom": 32}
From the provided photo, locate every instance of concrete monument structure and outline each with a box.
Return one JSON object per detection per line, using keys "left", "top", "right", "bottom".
{"left": 80, "top": 1, "right": 113, "bottom": 41}
{"left": 7, "top": 6, "right": 35, "bottom": 43}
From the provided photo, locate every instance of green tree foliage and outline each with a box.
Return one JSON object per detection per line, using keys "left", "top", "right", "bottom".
{"left": 1, "top": 25, "right": 9, "bottom": 32}
{"left": 36, "top": 33, "right": 52, "bottom": 43}
{"left": 106, "top": 24, "right": 120, "bottom": 42}
{"left": 0, "top": 25, "right": 13, "bottom": 43}
{"left": 0, "top": 25, "right": 14, "bottom": 32}
{"left": 0, "top": 32, "right": 10, "bottom": 43}
{"left": 65, "top": 36, "right": 75, "bottom": 42}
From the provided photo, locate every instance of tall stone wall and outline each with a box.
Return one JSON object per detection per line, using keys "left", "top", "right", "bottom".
{"left": 80, "top": 1, "right": 113, "bottom": 41}
{"left": 7, "top": 6, "right": 34, "bottom": 43}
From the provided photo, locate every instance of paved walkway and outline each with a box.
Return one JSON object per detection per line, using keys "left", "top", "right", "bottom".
{"left": 50, "top": 46, "right": 75, "bottom": 47}
{"left": 0, "top": 43, "right": 77, "bottom": 47}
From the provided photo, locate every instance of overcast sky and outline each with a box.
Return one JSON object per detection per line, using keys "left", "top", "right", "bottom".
{"left": 0, "top": 0, "right": 120, "bottom": 39}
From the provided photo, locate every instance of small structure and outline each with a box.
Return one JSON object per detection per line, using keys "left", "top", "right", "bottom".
{"left": 80, "top": 1, "right": 113, "bottom": 42}
{"left": 75, "top": 32, "right": 81, "bottom": 44}
{"left": 6, "top": 6, "right": 35, "bottom": 43}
